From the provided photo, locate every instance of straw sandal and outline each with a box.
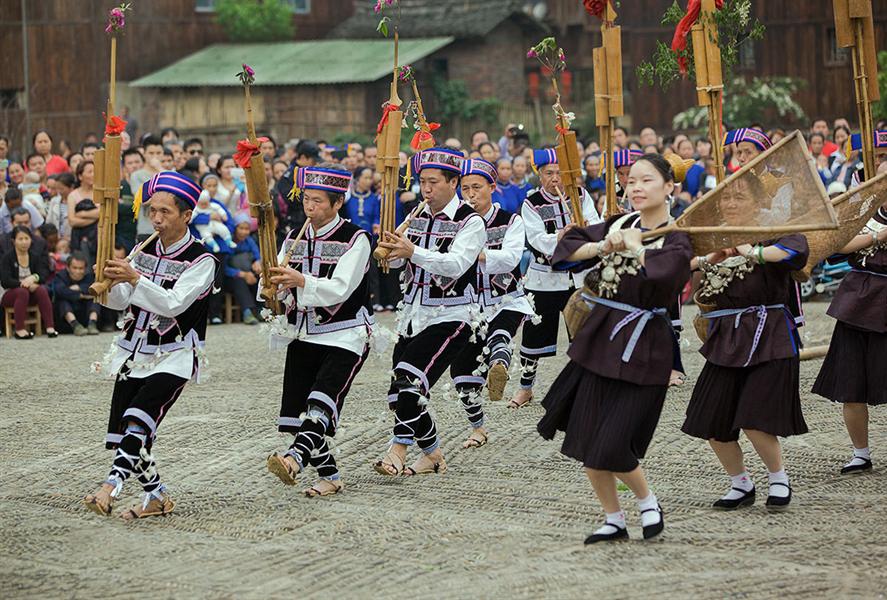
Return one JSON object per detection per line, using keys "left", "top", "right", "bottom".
{"left": 373, "top": 451, "right": 405, "bottom": 477}
{"left": 486, "top": 362, "right": 509, "bottom": 402}
{"left": 304, "top": 479, "right": 344, "bottom": 498}
{"left": 403, "top": 455, "right": 447, "bottom": 476}
{"left": 120, "top": 492, "right": 175, "bottom": 520}
{"left": 462, "top": 429, "right": 488, "bottom": 449}
{"left": 267, "top": 452, "right": 301, "bottom": 485}
{"left": 507, "top": 389, "right": 533, "bottom": 409}
{"left": 82, "top": 491, "right": 114, "bottom": 517}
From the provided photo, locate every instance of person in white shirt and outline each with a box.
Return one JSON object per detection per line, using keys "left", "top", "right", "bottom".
{"left": 263, "top": 166, "right": 373, "bottom": 498}
{"left": 82, "top": 171, "right": 216, "bottom": 520}
{"left": 373, "top": 147, "right": 485, "bottom": 477}
{"left": 512, "top": 148, "right": 601, "bottom": 408}
{"left": 449, "top": 158, "right": 536, "bottom": 449}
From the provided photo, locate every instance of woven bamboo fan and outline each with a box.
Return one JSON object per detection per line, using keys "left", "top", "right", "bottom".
{"left": 642, "top": 131, "right": 839, "bottom": 255}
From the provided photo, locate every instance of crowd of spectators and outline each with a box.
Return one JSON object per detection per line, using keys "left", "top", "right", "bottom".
{"left": 2, "top": 114, "right": 885, "bottom": 339}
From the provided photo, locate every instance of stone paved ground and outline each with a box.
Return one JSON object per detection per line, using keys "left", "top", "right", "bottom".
{"left": 1, "top": 302, "right": 885, "bottom": 599}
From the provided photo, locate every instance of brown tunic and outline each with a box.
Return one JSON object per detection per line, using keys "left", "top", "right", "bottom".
{"left": 827, "top": 208, "right": 887, "bottom": 333}
{"left": 553, "top": 214, "right": 692, "bottom": 386}
{"left": 699, "top": 234, "right": 809, "bottom": 367}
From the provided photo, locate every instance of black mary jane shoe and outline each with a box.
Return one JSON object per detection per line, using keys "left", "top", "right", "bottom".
{"left": 840, "top": 458, "right": 873, "bottom": 475}
{"left": 584, "top": 523, "right": 629, "bottom": 545}
{"left": 765, "top": 483, "right": 792, "bottom": 511}
{"left": 13, "top": 331, "right": 34, "bottom": 340}
{"left": 46, "top": 330, "right": 59, "bottom": 338}
{"left": 712, "top": 487, "right": 756, "bottom": 511}
{"left": 641, "top": 505, "right": 665, "bottom": 540}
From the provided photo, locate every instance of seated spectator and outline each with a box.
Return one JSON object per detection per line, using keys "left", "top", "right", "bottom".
{"left": 52, "top": 251, "right": 99, "bottom": 335}
{"left": 0, "top": 226, "right": 57, "bottom": 338}
{"left": 0, "top": 206, "right": 47, "bottom": 257}
{"left": 224, "top": 214, "right": 261, "bottom": 325}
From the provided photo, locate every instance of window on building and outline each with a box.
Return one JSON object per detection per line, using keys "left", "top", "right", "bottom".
{"left": 196, "top": 0, "right": 310, "bottom": 14}
{"left": 737, "top": 38, "right": 755, "bottom": 70}
{"left": 825, "top": 27, "right": 849, "bottom": 66}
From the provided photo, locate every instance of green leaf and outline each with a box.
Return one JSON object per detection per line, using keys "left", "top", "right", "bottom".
{"left": 377, "top": 16, "right": 390, "bottom": 38}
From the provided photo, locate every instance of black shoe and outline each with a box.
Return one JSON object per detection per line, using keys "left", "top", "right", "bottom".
{"left": 641, "top": 505, "right": 665, "bottom": 540}
{"left": 765, "top": 482, "right": 792, "bottom": 511}
{"left": 712, "top": 487, "right": 756, "bottom": 511}
{"left": 840, "top": 458, "right": 872, "bottom": 475}
{"left": 46, "top": 330, "right": 59, "bottom": 338}
{"left": 584, "top": 523, "right": 629, "bottom": 544}
{"left": 13, "top": 331, "right": 34, "bottom": 340}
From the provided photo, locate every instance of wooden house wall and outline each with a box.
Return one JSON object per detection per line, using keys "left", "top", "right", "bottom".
{"left": 0, "top": 0, "right": 353, "bottom": 153}
{"left": 546, "top": 0, "right": 887, "bottom": 135}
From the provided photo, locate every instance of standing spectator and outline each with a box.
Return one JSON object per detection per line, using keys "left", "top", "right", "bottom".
{"left": 215, "top": 155, "right": 243, "bottom": 214}
{"left": 32, "top": 130, "right": 70, "bottom": 175}
{"left": 80, "top": 142, "right": 99, "bottom": 163}
{"left": 58, "top": 139, "right": 73, "bottom": 160}
{"left": 20, "top": 171, "right": 47, "bottom": 216}
{"left": 160, "top": 127, "right": 180, "bottom": 144}
{"left": 67, "top": 161, "right": 98, "bottom": 263}
{"left": 224, "top": 214, "right": 261, "bottom": 325}
{"left": 0, "top": 226, "right": 57, "bottom": 338}
{"left": 184, "top": 137, "right": 204, "bottom": 158}
{"left": 121, "top": 148, "right": 144, "bottom": 180}
{"left": 52, "top": 251, "right": 99, "bottom": 335}
{"left": 8, "top": 161, "right": 25, "bottom": 186}
{"left": 131, "top": 136, "right": 163, "bottom": 242}
{"left": 0, "top": 135, "right": 9, "bottom": 161}
{"left": 259, "top": 135, "right": 277, "bottom": 160}
{"left": 471, "top": 130, "right": 490, "bottom": 150}
{"left": 67, "top": 152, "right": 84, "bottom": 174}
{"left": 583, "top": 154, "right": 605, "bottom": 196}
{"left": 810, "top": 118, "right": 839, "bottom": 157}
{"left": 612, "top": 126, "right": 629, "bottom": 149}
{"left": 639, "top": 126, "right": 658, "bottom": 149}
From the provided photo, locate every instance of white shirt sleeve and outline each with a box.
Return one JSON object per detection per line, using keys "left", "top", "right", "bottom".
{"left": 483, "top": 215, "right": 525, "bottom": 275}
{"left": 297, "top": 234, "right": 371, "bottom": 308}
{"left": 522, "top": 202, "right": 557, "bottom": 258}
{"left": 410, "top": 214, "right": 485, "bottom": 278}
{"left": 581, "top": 187, "right": 603, "bottom": 224}
{"left": 103, "top": 280, "right": 135, "bottom": 310}
{"left": 128, "top": 256, "right": 216, "bottom": 318}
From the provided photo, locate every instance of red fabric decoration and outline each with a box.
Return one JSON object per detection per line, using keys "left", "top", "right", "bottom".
{"left": 410, "top": 122, "right": 441, "bottom": 150}
{"left": 375, "top": 102, "right": 400, "bottom": 138}
{"left": 671, "top": 0, "right": 724, "bottom": 76}
{"left": 103, "top": 114, "right": 127, "bottom": 136}
{"left": 582, "top": 0, "right": 611, "bottom": 20}
{"left": 233, "top": 137, "right": 268, "bottom": 168}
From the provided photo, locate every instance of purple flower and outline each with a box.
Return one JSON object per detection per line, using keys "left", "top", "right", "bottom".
{"left": 374, "top": 0, "right": 382, "bottom": 13}
{"left": 527, "top": 49, "right": 538, "bottom": 59}
{"left": 105, "top": 8, "right": 125, "bottom": 32}
{"left": 243, "top": 63, "right": 255, "bottom": 77}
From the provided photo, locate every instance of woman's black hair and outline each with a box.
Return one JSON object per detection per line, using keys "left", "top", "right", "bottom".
{"left": 56, "top": 172, "right": 76, "bottom": 188}
{"left": 12, "top": 224, "right": 33, "bottom": 240}
{"left": 635, "top": 153, "right": 675, "bottom": 183}
{"left": 31, "top": 129, "right": 52, "bottom": 147}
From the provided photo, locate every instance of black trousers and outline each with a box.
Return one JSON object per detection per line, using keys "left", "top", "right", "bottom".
{"left": 280, "top": 339, "right": 368, "bottom": 435}
{"left": 224, "top": 275, "right": 258, "bottom": 313}
{"left": 106, "top": 368, "right": 189, "bottom": 449}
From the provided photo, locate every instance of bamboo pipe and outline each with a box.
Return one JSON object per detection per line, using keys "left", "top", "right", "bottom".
{"left": 851, "top": 17, "right": 876, "bottom": 180}
{"left": 799, "top": 345, "right": 829, "bottom": 361}
{"left": 372, "top": 200, "right": 427, "bottom": 262}
{"left": 89, "top": 231, "right": 159, "bottom": 297}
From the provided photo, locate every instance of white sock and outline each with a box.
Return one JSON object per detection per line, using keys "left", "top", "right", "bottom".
{"left": 767, "top": 469, "right": 790, "bottom": 498}
{"left": 848, "top": 447, "right": 871, "bottom": 465}
{"left": 721, "top": 471, "right": 754, "bottom": 500}
{"left": 593, "top": 510, "right": 626, "bottom": 535}
{"left": 637, "top": 492, "right": 661, "bottom": 527}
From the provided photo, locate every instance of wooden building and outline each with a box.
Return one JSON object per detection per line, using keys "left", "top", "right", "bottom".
{"left": 0, "top": 0, "right": 353, "bottom": 153}
{"left": 545, "top": 0, "right": 887, "bottom": 135}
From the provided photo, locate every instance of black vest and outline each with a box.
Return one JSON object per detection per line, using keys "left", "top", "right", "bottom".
{"left": 524, "top": 187, "right": 580, "bottom": 267}
{"left": 119, "top": 235, "right": 214, "bottom": 356}
{"left": 476, "top": 206, "right": 524, "bottom": 308}
{"left": 281, "top": 218, "right": 371, "bottom": 334}
{"left": 402, "top": 201, "right": 481, "bottom": 307}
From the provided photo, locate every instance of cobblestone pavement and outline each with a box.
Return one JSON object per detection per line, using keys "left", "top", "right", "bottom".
{"left": 1, "top": 303, "right": 885, "bottom": 599}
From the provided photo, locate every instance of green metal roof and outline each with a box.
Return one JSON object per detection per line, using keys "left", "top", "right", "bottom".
{"left": 130, "top": 37, "right": 454, "bottom": 87}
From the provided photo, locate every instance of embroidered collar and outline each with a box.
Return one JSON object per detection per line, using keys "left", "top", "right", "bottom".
{"left": 422, "top": 195, "right": 460, "bottom": 220}
{"left": 156, "top": 231, "right": 191, "bottom": 256}
{"left": 309, "top": 214, "right": 341, "bottom": 238}
{"left": 482, "top": 205, "right": 497, "bottom": 224}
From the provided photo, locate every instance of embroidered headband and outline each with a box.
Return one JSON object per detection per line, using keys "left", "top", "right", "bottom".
{"left": 460, "top": 158, "right": 497, "bottom": 184}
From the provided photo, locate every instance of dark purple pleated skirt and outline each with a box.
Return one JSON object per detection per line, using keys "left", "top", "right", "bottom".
{"left": 537, "top": 360, "right": 667, "bottom": 472}
{"left": 682, "top": 356, "right": 808, "bottom": 443}
{"left": 813, "top": 321, "right": 887, "bottom": 406}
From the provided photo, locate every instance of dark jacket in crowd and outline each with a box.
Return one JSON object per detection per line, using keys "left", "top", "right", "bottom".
{"left": 0, "top": 248, "right": 52, "bottom": 289}
{"left": 51, "top": 267, "right": 95, "bottom": 302}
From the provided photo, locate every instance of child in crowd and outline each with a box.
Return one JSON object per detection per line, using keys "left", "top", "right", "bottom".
{"left": 191, "top": 190, "right": 236, "bottom": 252}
